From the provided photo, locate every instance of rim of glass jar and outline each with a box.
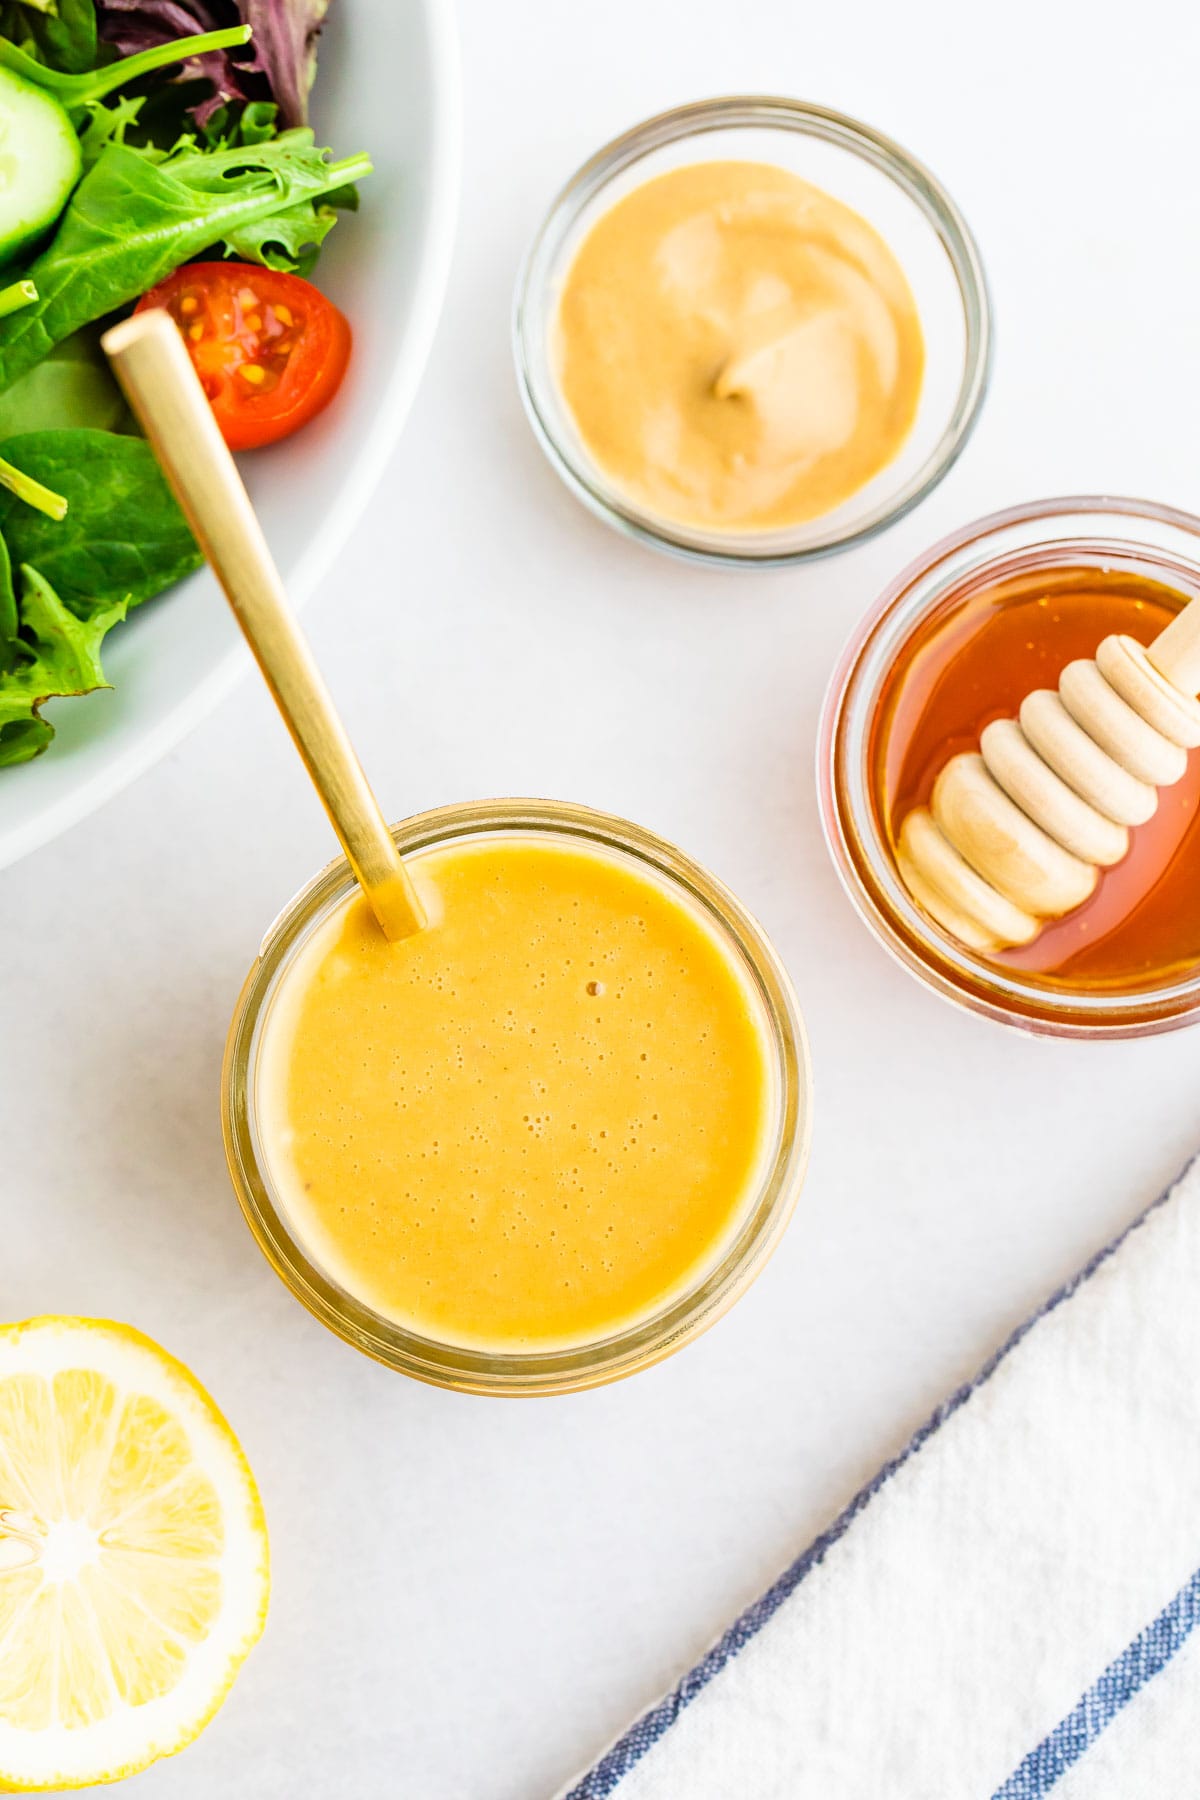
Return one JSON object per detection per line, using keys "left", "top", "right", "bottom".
{"left": 818, "top": 495, "right": 1200, "bottom": 1039}
{"left": 222, "top": 798, "right": 813, "bottom": 1395}
{"left": 512, "top": 94, "right": 993, "bottom": 569}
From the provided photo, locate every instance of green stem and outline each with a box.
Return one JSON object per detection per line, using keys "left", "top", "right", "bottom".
{"left": 0, "top": 456, "right": 67, "bottom": 523}
{"left": 0, "top": 281, "right": 37, "bottom": 320}
{"left": 0, "top": 26, "right": 252, "bottom": 106}
{"left": 332, "top": 155, "right": 373, "bottom": 183}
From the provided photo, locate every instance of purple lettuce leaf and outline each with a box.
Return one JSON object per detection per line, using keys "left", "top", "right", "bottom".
{"left": 95, "top": 0, "right": 327, "bottom": 127}
{"left": 96, "top": 0, "right": 260, "bottom": 123}
{"left": 239, "top": 0, "right": 326, "bottom": 130}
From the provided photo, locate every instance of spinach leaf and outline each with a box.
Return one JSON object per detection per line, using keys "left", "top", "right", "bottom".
{"left": 0, "top": 0, "right": 98, "bottom": 73}
{"left": 0, "top": 429, "right": 200, "bottom": 756}
{"left": 0, "top": 329, "right": 135, "bottom": 436}
{"left": 0, "top": 429, "right": 200, "bottom": 617}
{"left": 0, "top": 563, "right": 126, "bottom": 766}
{"left": 0, "top": 132, "right": 371, "bottom": 389}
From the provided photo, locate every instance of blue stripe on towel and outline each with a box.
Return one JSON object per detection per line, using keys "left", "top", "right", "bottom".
{"left": 991, "top": 1563, "right": 1200, "bottom": 1799}
{"left": 565, "top": 1164, "right": 1191, "bottom": 1800}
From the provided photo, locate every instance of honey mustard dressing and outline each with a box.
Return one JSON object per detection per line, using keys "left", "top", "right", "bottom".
{"left": 554, "top": 160, "right": 925, "bottom": 532}
{"left": 256, "top": 835, "right": 776, "bottom": 1352}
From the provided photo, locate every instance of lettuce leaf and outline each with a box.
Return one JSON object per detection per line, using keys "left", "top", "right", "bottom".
{"left": 0, "top": 562, "right": 126, "bottom": 766}
{"left": 98, "top": 0, "right": 261, "bottom": 125}
{"left": 0, "top": 131, "right": 371, "bottom": 390}
{"left": 239, "top": 0, "right": 325, "bottom": 131}
{"left": 96, "top": 0, "right": 329, "bottom": 127}
{"left": 76, "top": 91, "right": 145, "bottom": 167}
{"left": 223, "top": 169, "right": 355, "bottom": 272}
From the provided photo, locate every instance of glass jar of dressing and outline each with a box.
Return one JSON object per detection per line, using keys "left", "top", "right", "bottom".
{"left": 515, "top": 96, "right": 991, "bottom": 566}
{"left": 819, "top": 497, "right": 1200, "bottom": 1037}
{"left": 223, "top": 799, "right": 812, "bottom": 1393}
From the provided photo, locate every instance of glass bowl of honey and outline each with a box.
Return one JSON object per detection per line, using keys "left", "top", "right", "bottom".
{"left": 222, "top": 799, "right": 812, "bottom": 1394}
{"left": 819, "top": 497, "right": 1200, "bottom": 1037}
{"left": 514, "top": 96, "right": 992, "bottom": 567}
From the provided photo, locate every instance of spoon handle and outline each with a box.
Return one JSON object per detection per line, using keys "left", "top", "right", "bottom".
{"left": 103, "top": 308, "right": 425, "bottom": 942}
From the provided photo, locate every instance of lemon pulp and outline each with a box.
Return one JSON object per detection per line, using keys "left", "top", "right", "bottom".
{"left": 0, "top": 1319, "right": 268, "bottom": 1792}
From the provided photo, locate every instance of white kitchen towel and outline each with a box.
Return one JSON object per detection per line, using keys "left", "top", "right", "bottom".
{"left": 560, "top": 1156, "right": 1200, "bottom": 1800}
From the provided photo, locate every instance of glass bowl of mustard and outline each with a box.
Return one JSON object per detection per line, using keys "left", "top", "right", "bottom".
{"left": 223, "top": 798, "right": 813, "bottom": 1395}
{"left": 514, "top": 96, "right": 992, "bottom": 567}
{"left": 819, "top": 497, "right": 1200, "bottom": 1038}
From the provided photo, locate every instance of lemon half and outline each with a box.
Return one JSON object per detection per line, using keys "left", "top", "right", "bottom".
{"left": 0, "top": 1318, "right": 269, "bottom": 1791}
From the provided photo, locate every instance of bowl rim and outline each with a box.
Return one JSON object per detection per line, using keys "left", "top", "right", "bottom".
{"left": 817, "top": 493, "right": 1200, "bottom": 1038}
{"left": 221, "top": 797, "right": 814, "bottom": 1395}
{"left": 0, "top": 0, "right": 463, "bottom": 874}
{"left": 513, "top": 93, "right": 993, "bottom": 569}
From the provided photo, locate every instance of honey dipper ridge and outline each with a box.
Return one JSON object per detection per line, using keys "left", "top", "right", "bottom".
{"left": 897, "top": 599, "right": 1200, "bottom": 952}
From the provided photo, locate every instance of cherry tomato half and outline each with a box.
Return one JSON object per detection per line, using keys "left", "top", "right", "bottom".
{"left": 135, "top": 263, "right": 352, "bottom": 451}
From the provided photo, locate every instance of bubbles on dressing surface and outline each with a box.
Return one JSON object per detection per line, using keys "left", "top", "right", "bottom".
{"left": 261, "top": 837, "right": 773, "bottom": 1350}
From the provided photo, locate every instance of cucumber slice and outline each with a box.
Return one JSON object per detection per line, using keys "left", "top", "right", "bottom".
{"left": 0, "top": 66, "right": 81, "bottom": 264}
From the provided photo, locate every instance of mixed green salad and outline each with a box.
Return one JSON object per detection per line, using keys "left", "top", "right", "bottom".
{"left": 0, "top": 0, "right": 368, "bottom": 767}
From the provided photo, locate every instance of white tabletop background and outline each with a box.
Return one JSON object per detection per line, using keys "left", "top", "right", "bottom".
{"left": 5, "top": 1, "right": 1200, "bottom": 1793}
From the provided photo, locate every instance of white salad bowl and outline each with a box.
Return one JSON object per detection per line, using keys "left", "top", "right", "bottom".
{"left": 0, "top": 0, "right": 460, "bottom": 871}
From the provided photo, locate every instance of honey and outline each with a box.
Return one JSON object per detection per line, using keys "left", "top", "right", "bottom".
{"left": 871, "top": 563, "right": 1200, "bottom": 991}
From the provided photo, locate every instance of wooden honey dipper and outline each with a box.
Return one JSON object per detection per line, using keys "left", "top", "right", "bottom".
{"left": 897, "top": 598, "right": 1200, "bottom": 951}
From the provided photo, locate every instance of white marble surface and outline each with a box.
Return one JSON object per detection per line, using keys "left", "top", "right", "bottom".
{"left": 4, "top": 1, "right": 1200, "bottom": 1794}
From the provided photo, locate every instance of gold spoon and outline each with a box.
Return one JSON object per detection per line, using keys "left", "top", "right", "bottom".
{"left": 102, "top": 309, "right": 425, "bottom": 943}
